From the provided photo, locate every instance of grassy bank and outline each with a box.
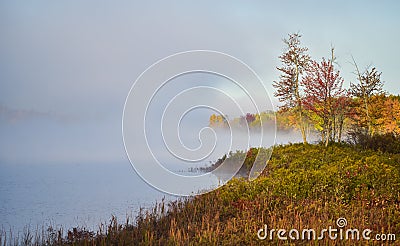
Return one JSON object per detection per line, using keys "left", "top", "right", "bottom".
{"left": 2, "top": 143, "right": 400, "bottom": 245}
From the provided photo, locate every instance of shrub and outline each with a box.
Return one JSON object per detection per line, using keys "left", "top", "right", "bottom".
{"left": 348, "top": 131, "right": 400, "bottom": 154}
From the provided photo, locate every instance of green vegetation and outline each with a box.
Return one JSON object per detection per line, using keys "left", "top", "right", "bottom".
{"left": 196, "top": 147, "right": 271, "bottom": 178}
{"left": 3, "top": 143, "right": 399, "bottom": 245}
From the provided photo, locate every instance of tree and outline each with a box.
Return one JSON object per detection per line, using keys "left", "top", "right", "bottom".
{"left": 273, "top": 33, "right": 310, "bottom": 144}
{"left": 209, "top": 114, "right": 228, "bottom": 128}
{"left": 375, "top": 95, "right": 400, "bottom": 136}
{"left": 383, "top": 96, "right": 400, "bottom": 136}
{"left": 245, "top": 113, "right": 255, "bottom": 124}
{"left": 253, "top": 111, "right": 275, "bottom": 129}
{"left": 209, "top": 114, "right": 217, "bottom": 127}
{"left": 333, "top": 95, "right": 353, "bottom": 142}
{"left": 350, "top": 59, "right": 385, "bottom": 135}
{"left": 302, "top": 50, "right": 349, "bottom": 146}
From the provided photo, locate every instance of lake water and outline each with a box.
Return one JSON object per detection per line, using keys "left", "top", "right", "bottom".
{"left": 0, "top": 130, "right": 308, "bottom": 234}
{"left": 0, "top": 161, "right": 175, "bottom": 233}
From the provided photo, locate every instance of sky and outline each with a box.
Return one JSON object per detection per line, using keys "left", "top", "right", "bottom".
{"left": 0, "top": 0, "right": 399, "bottom": 165}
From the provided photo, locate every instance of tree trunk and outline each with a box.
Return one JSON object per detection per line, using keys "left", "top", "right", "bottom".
{"left": 352, "top": 57, "right": 371, "bottom": 136}
{"left": 295, "top": 62, "right": 307, "bottom": 144}
{"left": 338, "top": 119, "right": 343, "bottom": 142}
{"left": 299, "top": 109, "right": 308, "bottom": 144}
{"left": 325, "top": 121, "right": 330, "bottom": 147}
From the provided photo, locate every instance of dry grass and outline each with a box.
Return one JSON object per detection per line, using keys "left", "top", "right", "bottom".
{"left": 1, "top": 143, "right": 399, "bottom": 245}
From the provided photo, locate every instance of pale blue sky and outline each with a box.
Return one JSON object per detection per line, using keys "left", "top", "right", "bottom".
{"left": 0, "top": 1, "right": 399, "bottom": 164}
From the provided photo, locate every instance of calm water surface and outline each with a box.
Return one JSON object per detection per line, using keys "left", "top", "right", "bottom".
{"left": 0, "top": 161, "right": 174, "bottom": 233}
{"left": 0, "top": 130, "right": 309, "bottom": 233}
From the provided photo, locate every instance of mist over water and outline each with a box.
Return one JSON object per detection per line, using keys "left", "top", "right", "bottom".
{"left": 0, "top": 129, "right": 312, "bottom": 233}
{"left": 0, "top": 53, "right": 318, "bottom": 232}
{"left": 0, "top": 65, "right": 321, "bottom": 233}
{"left": 0, "top": 54, "right": 320, "bottom": 234}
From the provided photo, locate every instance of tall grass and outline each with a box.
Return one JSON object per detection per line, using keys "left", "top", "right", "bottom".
{"left": 1, "top": 143, "right": 399, "bottom": 245}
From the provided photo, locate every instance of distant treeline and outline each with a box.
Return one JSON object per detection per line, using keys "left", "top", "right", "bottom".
{"left": 209, "top": 94, "right": 400, "bottom": 139}
{"left": 208, "top": 111, "right": 275, "bottom": 130}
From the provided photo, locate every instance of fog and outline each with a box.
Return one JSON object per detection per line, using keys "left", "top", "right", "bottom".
{"left": 120, "top": 63, "right": 320, "bottom": 195}
{"left": 1, "top": 1, "right": 399, "bottom": 167}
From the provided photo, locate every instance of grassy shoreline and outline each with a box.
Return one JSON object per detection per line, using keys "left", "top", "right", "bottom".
{"left": 2, "top": 143, "right": 400, "bottom": 245}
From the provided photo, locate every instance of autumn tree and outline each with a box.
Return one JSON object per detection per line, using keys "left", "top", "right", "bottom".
{"left": 273, "top": 33, "right": 310, "bottom": 143}
{"left": 333, "top": 95, "right": 353, "bottom": 142}
{"left": 373, "top": 95, "right": 400, "bottom": 136}
{"left": 250, "top": 111, "right": 275, "bottom": 129}
{"left": 350, "top": 60, "right": 385, "bottom": 135}
{"left": 381, "top": 96, "right": 400, "bottom": 136}
{"left": 209, "top": 114, "right": 228, "bottom": 128}
{"left": 245, "top": 113, "right": 255, "bottom": 124}
{"left": 302, "top": 50, "right": 349, "bottom": 146}
{"left": 209, "top": 114, "right": 217, "bottom": 127}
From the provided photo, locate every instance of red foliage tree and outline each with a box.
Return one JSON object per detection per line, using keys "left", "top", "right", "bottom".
{"left": 302, "top": 53, "right": 349, "bottom": 146}
{"left": 245, "top": 113, "right": 256, "bottom": 124}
